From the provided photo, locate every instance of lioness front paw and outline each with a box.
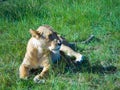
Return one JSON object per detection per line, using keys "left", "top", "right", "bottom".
{"left": 75, "top": 55, "right": 84, "bottom": 62}
{"left": 33, "top": 75, "right": 45, "bottom": 83}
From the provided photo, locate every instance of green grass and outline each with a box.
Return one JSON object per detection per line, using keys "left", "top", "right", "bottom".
{"left": 0, "top": 0, "right": 120, "bottom": 90}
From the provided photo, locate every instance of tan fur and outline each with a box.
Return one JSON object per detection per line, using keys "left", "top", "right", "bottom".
{"left": 19, "top": 25, "right": 83, "bottom": 83}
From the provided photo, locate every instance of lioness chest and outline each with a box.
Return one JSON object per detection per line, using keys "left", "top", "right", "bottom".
{"left": 26, "top": 38, "right": 49, "bottom": 68}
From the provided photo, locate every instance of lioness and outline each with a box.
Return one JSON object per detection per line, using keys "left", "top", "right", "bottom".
{"left": 19, "top": 25, "right": 84, "bottom": 83}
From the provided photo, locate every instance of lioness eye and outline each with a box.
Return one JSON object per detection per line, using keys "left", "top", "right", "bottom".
{"left": 48, "top": 34, "right": 54, "bottom": 41}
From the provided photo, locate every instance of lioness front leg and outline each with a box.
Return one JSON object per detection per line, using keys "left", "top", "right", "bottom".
{"left": 33, "top": 64, "right": 50, "bottom": 83}
{"left": 60, "top": 44, "right": 84, "bottom": 62}
{"left": 19, "top": 64, "right": 30, "bottom": 79}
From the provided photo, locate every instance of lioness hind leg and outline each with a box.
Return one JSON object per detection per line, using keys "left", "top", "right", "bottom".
{"left": 60, "top": 44, "right": 84, "bottom": 62}
{"left": 19, "top": 64, "right": 29, "bottom": 79}
{"left": 33, "top": 64, "right": 50, "bottom": 83}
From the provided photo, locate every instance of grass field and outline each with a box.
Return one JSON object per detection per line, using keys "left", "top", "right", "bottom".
{"left": 0, "top": 0, "right": 120, "bottom": 90}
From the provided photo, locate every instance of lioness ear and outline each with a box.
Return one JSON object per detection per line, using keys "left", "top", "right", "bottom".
{"left": 29, "top": 29, "right": 39, "bottom": 38}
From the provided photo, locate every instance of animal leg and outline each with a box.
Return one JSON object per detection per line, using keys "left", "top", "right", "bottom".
{"left": 60, "top": 44, "right": 84, "bottom": 62}
{"left": 33, "top": 64, "right": 50, "bottom": 83}
{"left": 19, "top": 64, "right": 30, "bottom": 79}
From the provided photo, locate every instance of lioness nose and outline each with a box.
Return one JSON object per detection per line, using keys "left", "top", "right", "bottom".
{"left": 58, "top": 41, "right": 62, "bottom": 46}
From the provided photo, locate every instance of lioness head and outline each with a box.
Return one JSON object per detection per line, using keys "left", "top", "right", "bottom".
{"left": 30, "top": 25, "right": 62, "bottom": 52}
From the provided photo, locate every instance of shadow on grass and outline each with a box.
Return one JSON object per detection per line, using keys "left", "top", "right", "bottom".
{"left": 30, "top": 56, "right": 117, "bottom": 76}
{"left": 65, "top": 58, "right": 117, "bottom": 74}
{"left": 66, "top": 39, "right": 117, "bottom": 74}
